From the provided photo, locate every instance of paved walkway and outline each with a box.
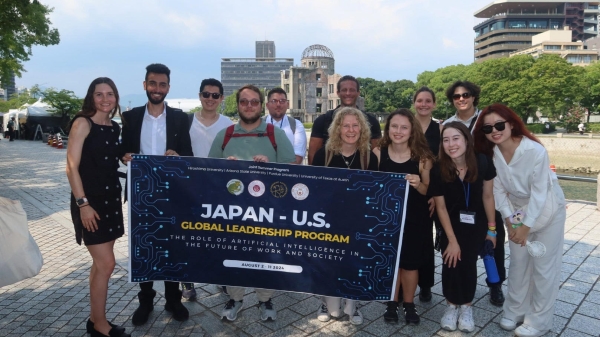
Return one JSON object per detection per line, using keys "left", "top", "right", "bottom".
{"left": 0, "top": 139, "right": 599, "bottom": 337}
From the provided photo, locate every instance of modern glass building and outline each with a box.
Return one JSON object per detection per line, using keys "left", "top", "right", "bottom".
{"left": 221, "top": 58, "right": 293, "bottom": 97}
{"left": 474, "top": 1, "right": 600, "bottom": 62}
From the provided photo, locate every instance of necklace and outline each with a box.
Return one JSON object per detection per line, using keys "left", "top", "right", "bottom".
{"left": 343, "top": 151, "right": 357, "bottom": 168}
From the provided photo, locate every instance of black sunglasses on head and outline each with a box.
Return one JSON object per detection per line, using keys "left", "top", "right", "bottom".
{"left": 481, "top": 121, "right": 507, "bottom": 134}
{"left": 200, "top": 91, "right": 222, "bottom": 99}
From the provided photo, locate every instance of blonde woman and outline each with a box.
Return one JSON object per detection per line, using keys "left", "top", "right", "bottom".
{"left": 311, "top": 107, "right": 378, "bottom": 325}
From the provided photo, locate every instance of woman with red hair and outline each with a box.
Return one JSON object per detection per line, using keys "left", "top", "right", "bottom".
{"left": 474, "top": 103, "right": 565, "bottom": 337}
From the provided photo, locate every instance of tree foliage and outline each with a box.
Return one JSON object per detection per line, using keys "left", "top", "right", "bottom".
{"left": 40, "top": 88, "right": 82, "bottom": 123}
{"left": 0, "top": 90, "right": 37, "bottom": 112}
{"left": 223, "top": 91, "right": 238, "bottom": 117}
{"left": 357, "top": 78, "right": 414, "bottom": 112}
{"left": 563, "top": 106, "right": 587, "bottom": 133}
{"left": 0, "top": 0, "right": 60, "bottom": 85}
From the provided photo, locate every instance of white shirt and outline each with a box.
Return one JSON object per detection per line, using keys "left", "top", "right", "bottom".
{"left": 189, "top": 114, "right": 233, "bottom": 158}
{"left": 140, "top": 104, "right": 167, "bottom": 156}
{"left": 443, "top": 109, "right": 481, "bottom": 132}
{"left": 492, "top": 136, "right": 557, "bottom": 228}
{"left": 265, "top": 115, "right": 307, "bottom": 158}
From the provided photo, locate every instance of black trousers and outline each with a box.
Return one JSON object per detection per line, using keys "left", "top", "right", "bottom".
{"left": 139, "top": 281, "right": 181, "bottom": 302}
{"left": 418, "top": 217, "right": 435, "bottom": 289}
{"left": 486, "top": 211, "right": 506, "bottom": 286}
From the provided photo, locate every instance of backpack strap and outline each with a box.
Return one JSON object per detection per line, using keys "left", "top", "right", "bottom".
{"left": 287, "top": 116, "right": 296, "bottom": 134}
{"left": 221, "top": 124, "right": 277, "bottom": 151}
{"left": 188, "top": 113, "right": 194, "bottom": 130}
{"left": 221, "top": 125, "right": 236, "bottom": 150}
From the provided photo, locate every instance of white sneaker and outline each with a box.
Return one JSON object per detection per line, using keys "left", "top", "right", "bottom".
{"left": 349, "top": 308, "right": 363, "bottom": 325}
{"left": 221, "top": 299, "right": 243, "bottom": 321}
{"left": 440, "top": 304, "right": 459, "bottom": 331}
{"left": 458, "top": 305, "right": 475, "bottom": 332}
{"left": 317, "top": 304, "right": 331, "bottom": 322}
{"left": 258, "top": 299, "right": 277, "bottom": 321}
{"left": 500, "top": 317, "right": 517, "bottom": 330}
{"left": 515, "top": 324, "right": 547, "bottom": 337}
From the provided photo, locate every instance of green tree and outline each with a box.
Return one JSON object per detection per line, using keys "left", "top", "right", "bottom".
{"left": 579, "top": 62, "right": 600, "bottom": 121}
{"left": 358, "top": 78, "right": 415, "bottom": 112}
{"left": 40, "top": 88, "right": 82, "bottom": 127}
{"left": 189, "top": 106, "right": 201, "bottom": 113}
{"left": 0, "top": 0, "right": 60, "bottom": 85}
{"left": 0, "top": 90, "right": 36, "bottom": 112}
{"left": 563, "top": 106, "right": 586, "bottom": 133}
{"left": 415, "top": 64, "right": 475, "bottom": 119}
{"left": 223, "top": 91, "right": 238, "bottom": 117}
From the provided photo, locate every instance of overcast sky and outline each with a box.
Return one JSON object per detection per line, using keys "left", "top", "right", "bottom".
{"left": 18, "top": 0, "right": 486, "bottom": 101}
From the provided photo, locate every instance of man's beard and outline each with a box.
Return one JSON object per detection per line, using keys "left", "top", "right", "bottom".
{"left": 146, "top": 90, "right": 166, "bottom": 105}
{"left": 239, "top": 111, "right": 261, "bottom": 124}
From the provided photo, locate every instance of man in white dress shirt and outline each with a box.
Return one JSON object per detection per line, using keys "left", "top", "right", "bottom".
{"left": 264, "top": 87, "right": 306, "bottom": 164}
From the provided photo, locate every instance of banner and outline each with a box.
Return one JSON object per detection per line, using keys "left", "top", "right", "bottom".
{"left": 128, "top": 155, "right": 408, "bottom": 301}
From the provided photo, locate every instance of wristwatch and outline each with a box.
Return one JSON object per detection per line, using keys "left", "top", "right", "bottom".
{"left": 76, "top": 197, "right": 88, "bottom": 207}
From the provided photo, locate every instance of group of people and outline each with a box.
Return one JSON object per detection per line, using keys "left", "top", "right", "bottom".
{"left": 65, "top": 63, "right": 564, "bottom": 337}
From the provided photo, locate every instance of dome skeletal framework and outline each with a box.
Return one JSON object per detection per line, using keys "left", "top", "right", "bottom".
{"left": 301, "top": 44, "right": 334, "bottom": 59}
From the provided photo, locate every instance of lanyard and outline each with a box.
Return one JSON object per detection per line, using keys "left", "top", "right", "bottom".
{"left": 269, "top": 116, "right": 284, "bottom": 129}
{"left": 462, "top": 181, "right": 471, "bottom": 210}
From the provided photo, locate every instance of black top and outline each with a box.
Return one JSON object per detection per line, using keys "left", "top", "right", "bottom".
{"left": 428, "top": 154, "right": 496, "bottom": 225}
{"left": 310, "top": 106, "right": 382, "bottom": 146}
{"left": 312, "top": 147, "right": 378, "bottom": 171}
{"left": 424, "top": 119, "right": 440, "bottom": 157}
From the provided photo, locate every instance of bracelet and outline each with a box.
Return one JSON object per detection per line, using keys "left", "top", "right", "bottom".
{"left": 488, "top": 226, "right": 496, "bottom": 230}
{"left": 512, "top": 222, "right": 523, "bottom": 229}
{"left": 487, "top": 230, "right": 497, "bottom": 237}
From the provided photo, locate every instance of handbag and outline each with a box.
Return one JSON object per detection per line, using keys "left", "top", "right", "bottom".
{"left": 0, "top": 197, "right": 44, "bottom": 288}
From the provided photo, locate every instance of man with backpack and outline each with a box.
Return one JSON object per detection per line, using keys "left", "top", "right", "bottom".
{"left": 7, "top": 117, "right": 16, "bottom": 141}
{"left": 207, "top": 84, "right": 294, "bottom": 322}
{"left": 307, "top": 75, "right": 381, "bottom": 165}
{"left": 265, "top": 87, "right": 306, "bottom": 164}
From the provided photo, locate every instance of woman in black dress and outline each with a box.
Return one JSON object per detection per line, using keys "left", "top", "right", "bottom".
{"left": 375, "top": 109, "right": 434, "bottom": 324}
{"left": 429, "top": 122, "right": 496, "bottom": 333}
{"left": 312, "top": 107, "right": 378, "bottom": 325}
{"left": 412, "top": 86, "right": 441, "bottom": 303}
{"left": 66, "top": 78, "right": 130, "bottom": 337}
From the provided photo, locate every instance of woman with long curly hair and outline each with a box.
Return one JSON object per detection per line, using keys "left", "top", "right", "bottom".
{"left": 312, "top": 107, "right": 378, "bottom": 325}
{"left": 429, "top": 122, "right": 497, "bottom": 333}
{"left": 474, "top": 103, "right": 565, "bottom": 337}
{"left": 375, "top": 108, "right": 434, "bottom": 325}
{"left": 66, "top": 78, "right": 130, "bottom": 337}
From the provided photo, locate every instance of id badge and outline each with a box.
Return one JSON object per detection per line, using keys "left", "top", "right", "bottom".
{"left": 459, "top": 210, "right": 476, "bottom": 225}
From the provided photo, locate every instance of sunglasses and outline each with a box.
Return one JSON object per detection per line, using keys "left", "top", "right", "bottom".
{"left": 452, "top": 93, "right": 472, "bottom": 100}
{"left": 239, "top": 99, "right": 261, "bottom": 107}
{"left": 481, "top": 121, "right": 507, "bottom": 134}
{"left": 200, "top": 92, "right": 222, "bottom": 99}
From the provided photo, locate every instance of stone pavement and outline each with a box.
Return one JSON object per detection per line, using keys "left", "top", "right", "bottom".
{"left": 1, "top": 139, "right": 599, "bottom": 337}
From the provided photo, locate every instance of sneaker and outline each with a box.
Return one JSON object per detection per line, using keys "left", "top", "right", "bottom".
{"left": 403, "top": 302, "right": 420, "bottom": 325}
{"left": 181, "top": 283, "right": 196, "bottom": 301}
{"left": 440, "top": 304, "right": 459, "bottom": 331}
{"left": 515, "top": 324, "right": 547, "bottom": 337}
{"left": 419, "top": 287, "right": 432, "bottom": 302}
{"left": 489, "top": 284, "right": 505, "bottom": 306}
{"left": 317, "top": 304, "right": 331, "bottom": 322}
{"left": 258, "top": 299, "right": 277, "bottom": 321}
{"left": 500, "top": 317, "right": 517, "bottom": 331}
{"left": 383, "top": 301, "right": 399, "bottom": 323}
{"left": 221, "top": 299, "right": 243, "bottom": 321}
{"left": 349, "top": 307, "right": 363, "bottom": 325}
{"left": 458, "top": 305, "right": 475, "bottom": 332}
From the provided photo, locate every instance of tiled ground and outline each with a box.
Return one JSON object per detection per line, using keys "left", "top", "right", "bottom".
{"left": 1, "top": 139, "right": 599, "bottom": 336}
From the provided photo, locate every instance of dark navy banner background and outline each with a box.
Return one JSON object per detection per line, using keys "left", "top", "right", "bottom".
{"left": 128, "top": 155, "right": 408, "bottom": 301}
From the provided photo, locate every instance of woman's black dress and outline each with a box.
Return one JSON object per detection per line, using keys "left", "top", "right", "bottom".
{"left": 428, "top": 154, "right": 496, "bottom": 304}
{"left": 70, "top": 116, "right": 124, "bottom": 245}
{"left": 312, "top": 147, "right": 378, "bottom": 171}
{"left": 378, "top": 148, "right": 430, "bottom": 270}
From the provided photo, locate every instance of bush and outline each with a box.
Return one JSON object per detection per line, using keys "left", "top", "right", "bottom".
{"left": 587, "top": 122, "right": 600, "bottom": 133}
{"left": 526, "top": 124, "right": 545, "bottom": 134}
{"left": 303, "top": 123, "right": 313, "bottom": 129}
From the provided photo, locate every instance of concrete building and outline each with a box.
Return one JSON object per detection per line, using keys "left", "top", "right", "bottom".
{"left": 1, "top": 72, "right": 16, "bottom": 101}
{"left": 510, "top": 27, "right": 598, "bottom": 64}
{"left": 474, "top": 1, "right": 600, "bottom": 62}
{"left": 221, "top": 41, "right": 293, "bottom": 97}
{"left": 256, "top": 40, "right": 276, "bottom": 58}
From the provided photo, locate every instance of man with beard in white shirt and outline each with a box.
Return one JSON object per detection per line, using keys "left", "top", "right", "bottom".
{"left": 264, "top": 87, "right": 306, "bottom": 164}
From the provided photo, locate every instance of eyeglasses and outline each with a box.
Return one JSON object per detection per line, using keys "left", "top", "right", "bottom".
{"left": 452, "top": 93, "right": 472, "bottom": 100}
{"left": 239, "top": 99, "right": 261, "bottom": 107}
{"left": 481, "top": 121, "right": 507, "bottom": 134}
{"left": 268, "top": 99, "right": 288, "bottom": 105}
{"left": 200, "top": 92, "right": 222, "bottom": 99}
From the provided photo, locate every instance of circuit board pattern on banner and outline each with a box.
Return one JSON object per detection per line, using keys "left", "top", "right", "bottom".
{"left": 129, "top": 155, "right": 192, "bottom": 282}
{"left": 336, "top": 171, "right": 407, "bottom": 301}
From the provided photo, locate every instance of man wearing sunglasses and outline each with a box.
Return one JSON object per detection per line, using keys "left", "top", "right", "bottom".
{"left": 181, "top": 78, "right": 234, "bottom": 301}
{"left": 121, "top": 63, "right": 192, "bottom": 326}
{"left": 443, "top": 80, "right": 506, "bottom": 308}
{"left": 308, "top": 75, "right": 382, "bottom": 165}
{"left": 208, "top": 84, "right": 294, "bottom": 321}
{"left": 265, "top": 87, "right": 307, "bottom": 164}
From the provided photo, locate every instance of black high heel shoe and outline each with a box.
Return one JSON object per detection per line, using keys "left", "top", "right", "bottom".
{"left": 90, "top": 326, "right": 130, "bottom": 337}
